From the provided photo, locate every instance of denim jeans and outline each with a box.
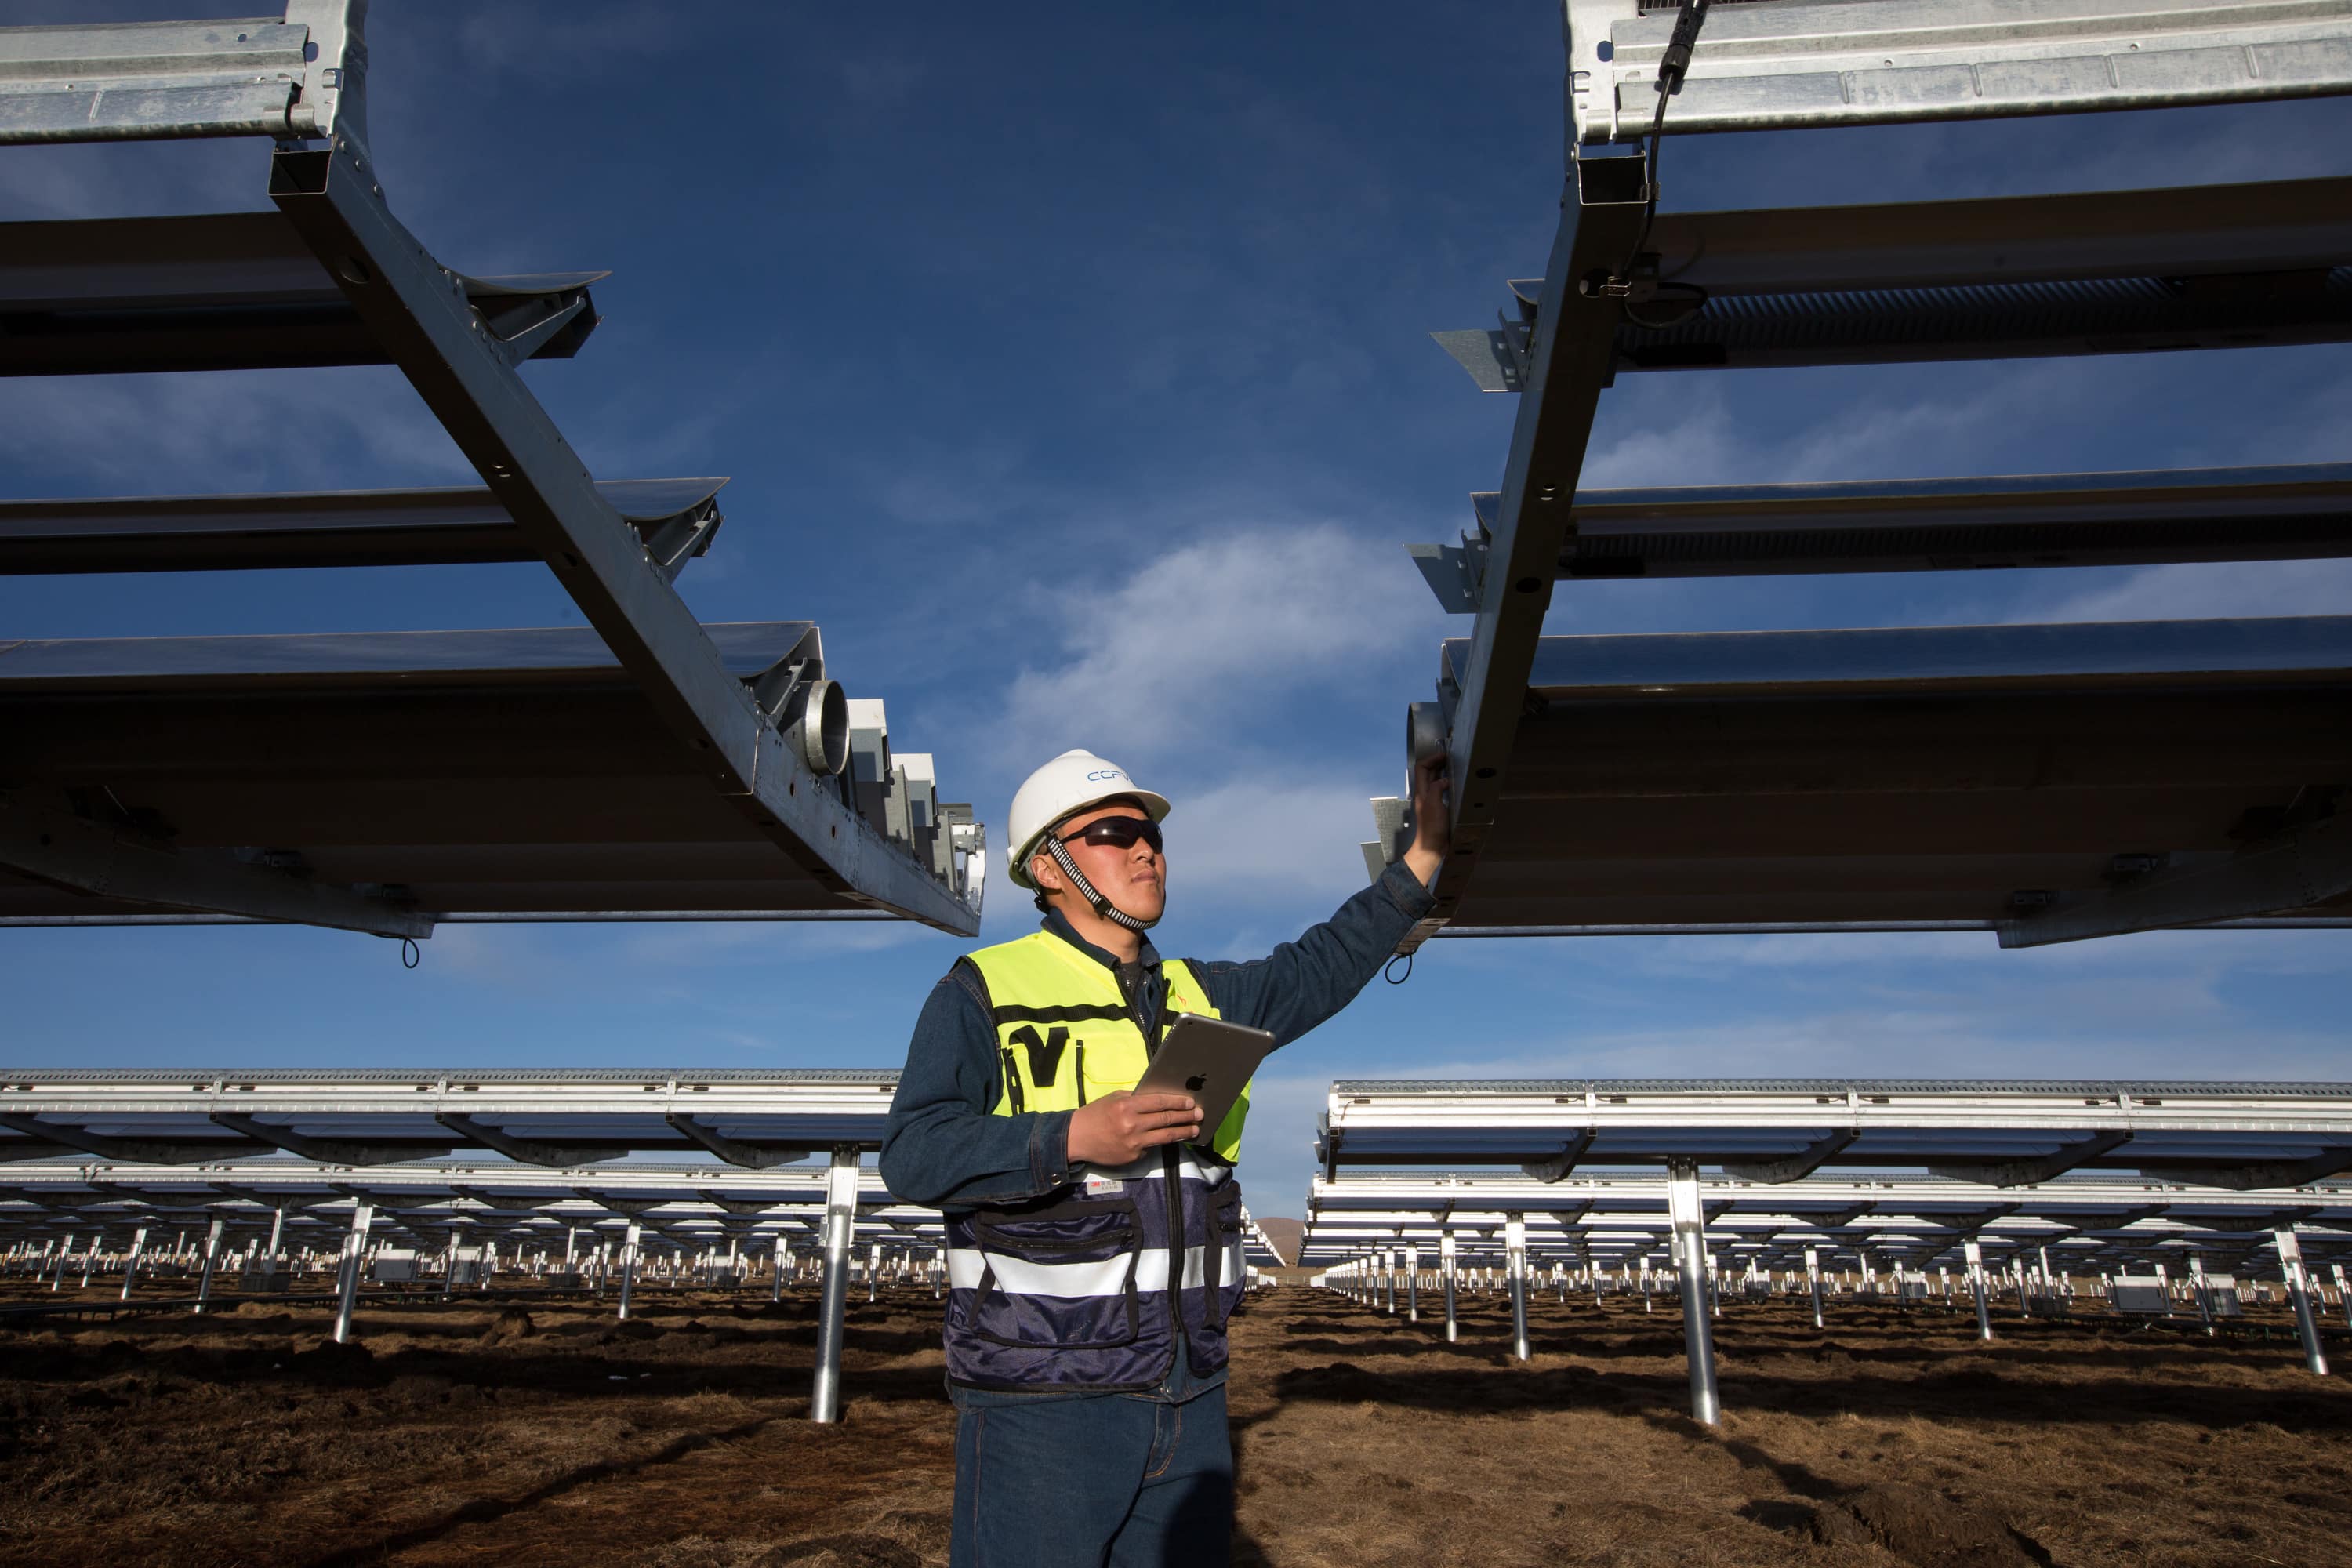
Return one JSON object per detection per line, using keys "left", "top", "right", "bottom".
{"left": 948, "top": 1382, "right": 1232, "bottom": 1568}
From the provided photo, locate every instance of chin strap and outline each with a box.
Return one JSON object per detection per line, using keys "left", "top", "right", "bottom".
{"left": 1044, "top": 833, "right": 1160, "bottom": 932}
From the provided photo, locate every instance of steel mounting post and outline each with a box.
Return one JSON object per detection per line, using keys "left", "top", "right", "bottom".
{"left": 118, "top": 1225, "right": 148, "bottom": 1301}
{"left": 1964, "top": 1240, "right": 1994, "bottom": 1341}
{"left": 1806, "top": 1247, "right": 1824, "bottom": 1330}
{"left": 1507, "top": 1215, "right": 1531, "bottom": 1363}
{"left": 1401, "top": 151, "right": 1650, "bottom": 952}
{"left": 1405, "top": 1243, "right": 1420, "bottom": 1323}
{"left": 1441, "top": 1231, "right": 1458, "bottom": 1343}
{"left": 192, "top": 1214, "right": 224, "bottom": 1314}
{"left": 2277, "top": 1229, "right": 2330, "bottom": 1377}
{"left": 810, "top": 1145, "right": 859, "bottom": 1423}
{"left": 1669, "top": 1160, "right": 1721, "bottom": 1425}
{"left": 331, "top": 1202, "right": 372, "bottom": 1344}
{"left": 617, "top": 1221, "right": 641, "bottom": 1319}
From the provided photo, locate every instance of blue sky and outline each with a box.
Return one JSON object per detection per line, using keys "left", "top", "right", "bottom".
{"left": 4, "top": 2, "right": 2350, "bottom": 1216}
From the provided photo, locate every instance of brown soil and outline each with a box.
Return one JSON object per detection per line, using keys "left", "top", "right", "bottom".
{"left": 2, "top": 1283, "right": 2345, "bottom": 1566}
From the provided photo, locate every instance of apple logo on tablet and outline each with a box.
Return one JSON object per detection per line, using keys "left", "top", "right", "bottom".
{"left": 1185, "top": 1074, "right": 1208, "bottom": 1091}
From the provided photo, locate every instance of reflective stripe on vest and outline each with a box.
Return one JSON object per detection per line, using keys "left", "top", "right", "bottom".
{"left": 967, "top": 930, "right": 1250, "bottom": 1162}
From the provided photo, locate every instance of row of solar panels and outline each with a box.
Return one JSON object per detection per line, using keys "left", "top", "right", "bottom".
{"left": 0, "top": 9, "right": 984, "bottom": 939}
{"left": 1376, "top": 0, "right": 2352, "bottom": 950}
{"left": 0, "top": 1160, "right": 1284, "bottom": 1278}
{"left": 1298, "top": 1170, "right": 2352, "bottom": 1272}
{"left": 3, "top": 1069, "right": 2348, "bottom": 1188}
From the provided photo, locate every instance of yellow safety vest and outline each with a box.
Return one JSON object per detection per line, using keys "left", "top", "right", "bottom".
{"left": 962, "top": 931, "right": 1250, "bottom": 1163}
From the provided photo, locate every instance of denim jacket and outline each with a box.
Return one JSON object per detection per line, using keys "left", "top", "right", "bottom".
{"left": 882, "top": 858, "right": 1435, "bottom": 1208}
{"left": 880, "top": 859, "right": 1436, "bottom": 1403}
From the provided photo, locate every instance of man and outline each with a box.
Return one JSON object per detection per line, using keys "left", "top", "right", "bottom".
{"left": 881, "top": 746, "right": 1450, "bottom": 1567}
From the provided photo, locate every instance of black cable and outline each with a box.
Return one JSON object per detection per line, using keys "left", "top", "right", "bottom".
{"left": 1592, "top": 0, "right": 1711, "bottom": 328}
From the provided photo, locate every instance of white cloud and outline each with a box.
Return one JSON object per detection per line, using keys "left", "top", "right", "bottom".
{"left": 0, "top": 139, "right": 256, "bottom": 221}
{"left": 1580, "top": 365, "right": 2092, "bottom": 492}
{"left": 439, "top": 4, "right": 699, "bottom": 86}
{"left": 0, "top": 369, "right": 470, "bottom": 494}
{"left": 2015, "top": 557, "right": 2352, "bottom": 625}
{"left": 613, "top": 919, "right": 932, "bottom": 968}
{"left": 996, "top": 519, "right": 1438, "bottom": 764}
{"left": 1169, "top": 775, "right": 1384, "bottom": 906}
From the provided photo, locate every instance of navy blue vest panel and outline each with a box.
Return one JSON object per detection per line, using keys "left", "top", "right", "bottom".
{"left": 944, "top": 1145, "right": 1247, "bottom": 1392}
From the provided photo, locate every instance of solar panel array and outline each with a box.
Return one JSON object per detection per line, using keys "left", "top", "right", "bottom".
{"left": 1374, "top": 0, "right": 2352, "bottom": 950}
{"left": 1307, "top": 1078, "right": 2349, "bottom": 1418}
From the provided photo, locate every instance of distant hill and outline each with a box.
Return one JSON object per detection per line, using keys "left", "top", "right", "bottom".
{"left": 1256, "top": 1216, "right": 1303, "bottom": 1266}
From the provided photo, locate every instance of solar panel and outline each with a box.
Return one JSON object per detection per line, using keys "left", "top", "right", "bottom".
{"left": 1299, "top": 1167, "right": 2351, "bottom": 1274}
{"left": 0, "top": 5, "right": 985, "bottom": 941}
{"left": 0, "top": 478, "right": 727, "bottom": 577}
{"left": 1430, "top": 615, "right": 2352, "bottom": 938}
{"left": 0, "top": 625, "right": 960, "bottom": 929}
{"left": 0, "top": 1067, "right": 906, "bottom": 1165}
{"left": 1415, "top": 464, "right": 2352, "bottom": 592}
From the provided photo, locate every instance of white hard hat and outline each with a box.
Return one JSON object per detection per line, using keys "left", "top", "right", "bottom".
{"left": 1006, "top": 749, "right": 1172, "bottom": 890}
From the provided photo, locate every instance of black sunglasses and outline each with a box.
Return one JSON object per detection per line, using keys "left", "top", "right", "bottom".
{"left": 1056, "top": 816, "right": 1163, "bottom": 854}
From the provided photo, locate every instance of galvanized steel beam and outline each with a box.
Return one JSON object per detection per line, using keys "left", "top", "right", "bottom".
{"left": 0, "top": 210, "right": 601, "bottom": 377}
{"left": 0, "top": 478, "right": 725, "bottom": 578}
{"left": 1566, "top": 0, "right": 2352, "bottom": 145}
{"left": 0, "top": 2, "right": 363, "bottom": 146}
{"left": 1403, "top": 151, "right": 1650, "bottom": 953}
{"left": 263, "top": 140, "right": 975, "bottom": 934}
{"left": 1435, "top": 463, "right": 2352, "bottom": 588}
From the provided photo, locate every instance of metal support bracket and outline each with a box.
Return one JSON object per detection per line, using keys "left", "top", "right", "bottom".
{"left": 2001, "top": 815, "right": 2352, "bottom": 948}
{"left": 1522, "top": 1128, "right": 1598, "bottom": 1183}
{"left": 665, "top": 1112, "right": 808, "bottom": 1171}
{"left": 1399, "top": 151, "right": 1650, "bottom": 955}
{"left": 2165, "top": 1149, "right": 2352, "bottom": 1191}
{"left": 0, "top": 1112, "right": 261, "bottom": 1165}
{"left": 1722, "top": 1128, "right": 1859, "bottom": 1185}
{"left": 210, "top": 1111, "right": 447, "bottom": 1166}
{"left": 0, "top": 789, "right": 430, "bottom": 938}
{"left": 1404, "top": 539, "right": 1486, "bottom": 615}
{"left": 434, "top": 1112, "right": 608, "bottom": 1168}
{"left": 1930, "top": 1129, "right": 2134, "bottom": 1187}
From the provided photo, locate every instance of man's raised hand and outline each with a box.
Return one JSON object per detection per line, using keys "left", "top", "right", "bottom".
{"left": 1067, "top": 1090, "right": 1203, "bottom": 1167}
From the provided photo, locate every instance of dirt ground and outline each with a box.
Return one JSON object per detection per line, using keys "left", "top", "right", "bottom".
{"left": 2, "top": 1279, "right": 2347, "bottom": 1567}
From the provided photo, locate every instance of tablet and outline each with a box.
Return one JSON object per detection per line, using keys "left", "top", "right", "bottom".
{"left": 1134, "top": 1014, "right": 1278, "bottom": 1143}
